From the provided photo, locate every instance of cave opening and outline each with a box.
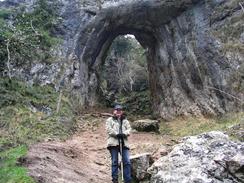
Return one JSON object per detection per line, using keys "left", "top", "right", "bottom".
{"left": 97, "top": 34, "right": 153, "bottom": 116}
{"left": 79, "top": 22, "right": 158, "bottom": 116}
{"left": 75, "top": 0, "right": 238, "bottom": 120}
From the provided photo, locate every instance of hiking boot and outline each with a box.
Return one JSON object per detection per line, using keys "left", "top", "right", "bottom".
{"left": 112, "top": 179, "right": 118, "bottom": 183}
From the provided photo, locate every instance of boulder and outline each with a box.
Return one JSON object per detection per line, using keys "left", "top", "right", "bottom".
{"left": 130, "top": 153, "right": 151, "bottom": 182}
{"left": 148, "top": 131, "right": 244, "bottom": 183}
{"left": 132, "top": 119, "right": 159, "bottom": 132}
{"left": 151, "top": 146, "right": 172, "bottom": 162}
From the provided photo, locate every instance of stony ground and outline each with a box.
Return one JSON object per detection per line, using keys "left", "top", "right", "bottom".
{"left": 23, "top": 114, "right": 171, "bottom": 183}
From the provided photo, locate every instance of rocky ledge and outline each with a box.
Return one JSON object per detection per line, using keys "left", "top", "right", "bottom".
{"left": 148, "top": 131, "right": 244, "bottom": 183}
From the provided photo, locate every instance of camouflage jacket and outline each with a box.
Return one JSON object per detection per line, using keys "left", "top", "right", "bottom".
{"left": 105, "top": 116, "right": 131, "bottom": 148}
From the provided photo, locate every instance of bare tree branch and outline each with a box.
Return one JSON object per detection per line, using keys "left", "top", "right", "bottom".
{"left": 30, "top": 20, "right": 41, "bottom": 36}
{"left": 6, "top": 39, "right": 11, "bottom": 79}
{"left": 207, "top": 86, "right": 243, "bottom": 103}
{"left": 239, "top": 2, "right": 244, "bottom": 13}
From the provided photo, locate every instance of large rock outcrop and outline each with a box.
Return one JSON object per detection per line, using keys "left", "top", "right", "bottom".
{"left": 1, "top": 0, "right": 243, "bottom": 119}
{"left": 75, "top": 0, "right": 243, "bottom": 119}
{"left": 148, "top": 131, "right": 244, "bottom": 183}
{"left": 0, "top": 0, "right": 92, "bottom": 89}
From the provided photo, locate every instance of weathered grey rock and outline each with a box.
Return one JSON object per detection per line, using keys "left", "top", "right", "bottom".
{"left": 30, "top": 63, "right": 45, "bottom": 75}
{"left": 1, "top": 0, "right": 243, "bottom": 119}
{"left": 132, "top": 119, "right": 159, "bottom": 132}
{"left": 28, "top": 103, "right": 52, "bottom": 116}
{"left": 0, "top": 0, "right": 93, "bottom": 90}
{"left": 75, "top": 0, "right": 243, "bottom": 119}
{"left": 148, "top": 131, "right": 244, "bottom": 183}
{"left": 240, "top": 32, "right": 244, "bottom": 44}
{"left": 226, "top": 154, "right": 244, "bottom": 181}
{"left": 151, "top": 146, "right": 172, "bottom": 162}
{"left": 130, "top": 153, "right": 151, "bottom": 182}
{"left": 0, "top": 0, "right": 26, "bottom": 8}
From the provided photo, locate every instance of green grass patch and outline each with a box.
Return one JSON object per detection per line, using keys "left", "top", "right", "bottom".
{"left": 160, "top": 112, "right": 244, "bottom": 139}
{"left": 0, "top": 78, "right": 75, "bottom": 149}
{"left": 0, "top": 145, "right": 35, "bottom": 183}
{"left": 0, "top": 77, "right": 76, "bottom": 182}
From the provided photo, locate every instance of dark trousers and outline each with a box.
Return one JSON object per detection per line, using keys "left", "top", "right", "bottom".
{"left": 109, "top": 146, "right": 132, "bottom": 183}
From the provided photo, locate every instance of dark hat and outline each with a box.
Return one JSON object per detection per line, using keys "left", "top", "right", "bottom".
{"left": 114, "top": 104, "right": 123, "bottom": 110}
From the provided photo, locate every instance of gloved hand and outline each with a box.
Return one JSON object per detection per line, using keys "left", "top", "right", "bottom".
{"left": 116, "top": 133, "right": 127, "bottom": 139}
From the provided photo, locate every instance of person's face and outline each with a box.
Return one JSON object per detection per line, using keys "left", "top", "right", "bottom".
{"left": 114, "top": 109, "right": 123, "bottom": 116}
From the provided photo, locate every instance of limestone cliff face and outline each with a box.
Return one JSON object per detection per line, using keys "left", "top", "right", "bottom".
{"left": 1, "top": 0, "right": 243, "bottom": 119}
{"left": 0, "top": 0, "right": 94, "bottom": 88}
{"left": 149, "top": 0, "right": 244, "bottom": 119}
{"left": 75, "top": 0, "right": 243, "bottom": 119}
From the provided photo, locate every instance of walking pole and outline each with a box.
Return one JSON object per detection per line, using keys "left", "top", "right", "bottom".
{"left": 119, "top": 138, "right": 124, "bottom": 182}
{"left": 118, "top": 117, "right": 124, "bottom": 182}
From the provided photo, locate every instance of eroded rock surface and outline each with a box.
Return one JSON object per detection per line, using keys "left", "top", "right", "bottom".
{"left": 1, "top": 0, "right": 243, "bottom": 118}
{"left": 148, "top": 131, "right": 244, "bottom": 183}
{"left": 74, "top": 0, "right": 244, "bottom": 119}
{"left": 130, "top": 153, "right": 151, "bottom": 182}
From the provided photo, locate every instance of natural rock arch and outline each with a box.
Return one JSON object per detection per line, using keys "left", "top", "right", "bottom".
{"left": 75, "top": 0, "right": 239, "bottom": 120}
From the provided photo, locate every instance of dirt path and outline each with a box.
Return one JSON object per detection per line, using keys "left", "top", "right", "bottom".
{"left": 24, "top": 115, "right": 170, "bottom": 183}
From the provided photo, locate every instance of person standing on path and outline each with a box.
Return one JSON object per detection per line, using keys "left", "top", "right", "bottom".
{"left": 106, "top": 104, "right": 132, "bottom": 183}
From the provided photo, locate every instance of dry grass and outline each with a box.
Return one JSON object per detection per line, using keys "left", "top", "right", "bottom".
{"left": 160, "top": 112, "right": 244, "bottom": 138}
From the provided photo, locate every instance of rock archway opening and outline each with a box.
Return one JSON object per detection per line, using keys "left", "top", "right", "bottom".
{"left": 81, "top": 27, "right": 159, "bottom": 116}
{"left": 97, "top": 34, "right": 153, "bottom": 115}
{"left": 76, "top": 0, "right": 240, "bottom": 120}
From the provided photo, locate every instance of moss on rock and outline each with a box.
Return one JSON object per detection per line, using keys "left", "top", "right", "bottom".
{"left": 0, "top": 77, "right": 76, "bottom": 150}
